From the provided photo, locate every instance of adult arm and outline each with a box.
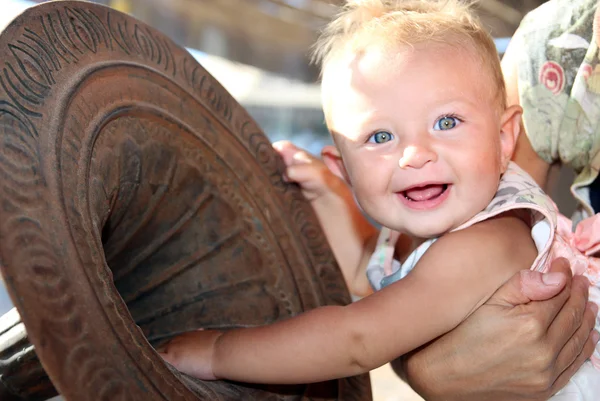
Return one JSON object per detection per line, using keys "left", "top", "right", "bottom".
{"left": 400, "top": 258, "right": 599, "bottom": 401}
{"left": 501, "top": 30, "right": 552, "bottom": 189}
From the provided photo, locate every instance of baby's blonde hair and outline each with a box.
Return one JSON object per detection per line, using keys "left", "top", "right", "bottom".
{"left": 313, "top": 0, "right": 506, "bottom": 109}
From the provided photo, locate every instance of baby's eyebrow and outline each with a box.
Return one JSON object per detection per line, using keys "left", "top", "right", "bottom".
{"left": 442, "top": 98, "right": 481, "bottom": 109}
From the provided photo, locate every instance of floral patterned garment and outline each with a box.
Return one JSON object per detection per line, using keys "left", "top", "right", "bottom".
{"left": 511, "top": 0, "right": 600, "bottom": 222}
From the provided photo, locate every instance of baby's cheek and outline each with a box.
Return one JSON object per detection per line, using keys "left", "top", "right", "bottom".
{"left": 465, "top": 160, "right": 501, "bottom": 201}
{"left": 467, "top": 150, "right": 502, "bottom": 178}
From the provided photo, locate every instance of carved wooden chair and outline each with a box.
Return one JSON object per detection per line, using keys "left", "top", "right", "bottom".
{"left": 0, "top": 2, "right": 372, "bottom": 400}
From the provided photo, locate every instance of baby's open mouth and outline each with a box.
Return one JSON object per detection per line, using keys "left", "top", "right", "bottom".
{"left": 402, "top": 184, "right": 449, "bottom": 202}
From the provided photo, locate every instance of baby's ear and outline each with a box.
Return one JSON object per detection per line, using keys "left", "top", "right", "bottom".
{"left": 321, "top": 145, "right": 350, "bottom": 183}
{"left": 499, "top": 104, "right": 523, "bottom": 171}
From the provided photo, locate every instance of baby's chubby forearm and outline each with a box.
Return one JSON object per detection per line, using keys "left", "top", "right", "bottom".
{"left": 211, "top": 305, "right": 378, "bottom": 384}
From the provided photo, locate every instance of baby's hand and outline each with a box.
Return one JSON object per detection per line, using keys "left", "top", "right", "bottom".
{"left": 273, "top": 140, "right": 345, "bottom": 202}
{"left": 158, "top": 329, "right": 223, "bottom": 380}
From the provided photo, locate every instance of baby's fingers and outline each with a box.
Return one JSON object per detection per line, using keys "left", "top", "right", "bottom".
{"left": 273, "top": 140, "right": 316, "bottom": 166}
{"left": 272, "top": 140, "right": 297, "bottom": 166}
{"left": 158, "top": 351, "right": 173, "bottom": 364}
{"left": 157, "top": 344, "right": 180, "bottom": 368}
{"left": 287, "top": 162, "right": 338, "bottom": 198}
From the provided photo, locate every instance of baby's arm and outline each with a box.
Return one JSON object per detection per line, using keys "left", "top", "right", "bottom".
{"left": 274, "top": 141, "right": 377, "bottom": 296}
{"left": 160, "top": 214, "right": 537, "bottom": 384}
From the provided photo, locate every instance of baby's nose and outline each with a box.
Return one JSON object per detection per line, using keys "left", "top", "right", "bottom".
{"left": 398, "top": 145, "right": 437, "bottom": 169}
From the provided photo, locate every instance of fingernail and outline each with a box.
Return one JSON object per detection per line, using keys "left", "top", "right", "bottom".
{"left": 293, "top": 152, "right": 311, "bottom": 163}
{"left": 542, "top": 272, "right": 563, "bottom": 286}
{"left": 272, "top": 140, "right": 288, "bottom": 150}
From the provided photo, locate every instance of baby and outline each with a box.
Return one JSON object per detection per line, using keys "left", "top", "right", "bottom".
{"left": 160, "top": 1, "right": 600, "bottom": 398}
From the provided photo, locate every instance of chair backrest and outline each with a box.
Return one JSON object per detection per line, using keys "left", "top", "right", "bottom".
{"left": 0, "top": 1, "right": 371, "bottom": 400}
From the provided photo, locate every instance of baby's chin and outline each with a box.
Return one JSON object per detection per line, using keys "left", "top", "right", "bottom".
{"left": 407, "top": 230, "right": 448, "bottom": 241}
{"left": 399, "top": 209, "right": 481, "bottom": 240}
{"left": 395, "top": 222, "right": 456, "bottom": 241}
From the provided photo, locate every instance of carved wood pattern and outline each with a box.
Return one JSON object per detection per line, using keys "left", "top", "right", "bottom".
{"left": 0, "top": 2, "right": 371, "bottom": 400}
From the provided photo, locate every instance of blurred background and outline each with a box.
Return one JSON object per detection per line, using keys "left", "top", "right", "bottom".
{"left": 0, "top": 1, "right": 572, "bottom": 400}
{"left": 2, "top": 0, "right": 551, "bottom": 156}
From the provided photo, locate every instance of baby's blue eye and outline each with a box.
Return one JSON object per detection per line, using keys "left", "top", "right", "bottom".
{"left": 434, "top": 116, "right": 459, "bottom": 130}
{"left": 368, "top": 131, "right": 394, "bottom": 144}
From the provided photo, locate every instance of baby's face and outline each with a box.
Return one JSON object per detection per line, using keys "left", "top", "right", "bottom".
{"left": 322, "top": 42, "right": 513, "bottom": 239}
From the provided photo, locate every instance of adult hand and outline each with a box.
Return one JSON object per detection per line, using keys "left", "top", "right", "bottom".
{"left": 400, "top": 258, "right": 599, "bottom": 401}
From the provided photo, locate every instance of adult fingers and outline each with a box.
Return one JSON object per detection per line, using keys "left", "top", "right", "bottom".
{"left": 487, "top": 268, "right": 567, "bottom": 308}
{"left": 546, "top": 258, "right": 573, "bottom": 275}
{"left": 514, "top": 260, "right": 576, "bottom": 337}
{"left": 520, "top": 268, "right": 569, "bottom": 302}
{"left": 548, "top": 327, "right": 599, "bottom": 397}
{"left": 552, "top": 300, "right": 598, "bottom": 380}
{"left": 546, "top": 274, "right": 590, "bottom": 356}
